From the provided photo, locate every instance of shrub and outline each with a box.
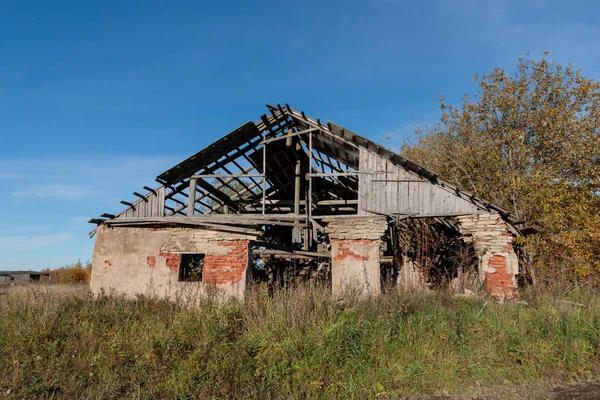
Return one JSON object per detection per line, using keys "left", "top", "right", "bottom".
{"left": 42, "top": 261, "right": 92, "bottom": 284}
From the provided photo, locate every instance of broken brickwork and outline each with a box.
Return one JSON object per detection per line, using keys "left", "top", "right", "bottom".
{"left": 202, "top": 240, "right": 251, "bottom": 285}
{"left": 325, "top": 217, "right": 388, "bottom": 296}
{"left": 457, "top": 213, "right": 519, "bottom": 301}
{"left": 91, "top": 225, "right": 255, "bottom": 301}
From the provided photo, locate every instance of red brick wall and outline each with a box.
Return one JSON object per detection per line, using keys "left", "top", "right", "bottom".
{"left": 458, "top": 213, "right": 520, "bottom": 302}
{"left": 202, "top": 240, "right": 250, "bottom": 285}
{"left": 154, "top": 240, "right": 249, "bottom": 285}
{"left": 160, "top": 253, "right": 181, "bottom": 272}
{"left": 485, "top": 255, "right": 519, "bottom": 301}
{"left": 488, "top": 218, "right": 519, "bottom": 301}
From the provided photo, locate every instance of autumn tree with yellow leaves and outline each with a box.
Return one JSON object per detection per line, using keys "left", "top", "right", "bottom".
{"left": 402, "top": 55, "right": 600, "bottom": 285}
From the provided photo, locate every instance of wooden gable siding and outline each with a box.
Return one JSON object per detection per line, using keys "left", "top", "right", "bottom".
{"left": 358, "top": 148, "right": 478, "bottom": 216}
{"left": 119, "top": 187, "right": 166, "bottom": 219}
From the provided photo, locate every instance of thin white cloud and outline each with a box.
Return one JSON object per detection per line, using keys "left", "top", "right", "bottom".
{"left": 10, "top": 184, "right": 99, "bottom": 199}
{"left": 0, "top": 172, "right": 27, "bottom": 180}
{"left": 0, "top": 154, "right": 180, "bottom": 189}
{"left": 0, "top": 232, "right": 74, "bottom": 252}
{"left": 70, "top": 216, "right": 91, "bottom": 223}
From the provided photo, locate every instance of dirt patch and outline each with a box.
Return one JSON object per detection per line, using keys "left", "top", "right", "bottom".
{"left": 414, "top": 382, "right": 600, "bottom": 399}
{"left": 552, "top": 382, "right": 600, "bottom": 400}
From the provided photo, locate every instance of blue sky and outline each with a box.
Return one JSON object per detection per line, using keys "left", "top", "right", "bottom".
{"left": 1, "top": 0, "right": 598, "bottom": 270}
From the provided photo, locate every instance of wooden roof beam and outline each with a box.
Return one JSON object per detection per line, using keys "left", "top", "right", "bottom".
{"left": 133, "top": 192, "right": 148, "bottom": 202}
{"left": 143, "top": 186, "right": 157, "bottom": 195}
{"left": 196, "top": 178, "right": 242, "bottom": 213}
{"left": 231, "top": 159, "right": 261, "bottom": 187}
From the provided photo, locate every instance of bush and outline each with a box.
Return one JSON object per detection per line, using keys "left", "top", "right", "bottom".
{"left": 42, "top": 261, "right": 92, "bottom": 284}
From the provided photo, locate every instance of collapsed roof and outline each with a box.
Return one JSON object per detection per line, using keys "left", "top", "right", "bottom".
{"left": 90, "top": 104, "right": 534, "bottom": 237}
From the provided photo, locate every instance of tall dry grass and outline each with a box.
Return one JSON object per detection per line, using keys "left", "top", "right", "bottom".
{"left": 0, "top": 283, "right": 598, "bottom": 399}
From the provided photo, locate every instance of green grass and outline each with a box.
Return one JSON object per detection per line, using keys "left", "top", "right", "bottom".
{"left": 0, "top": 284, "right": 599, "bottom": 399}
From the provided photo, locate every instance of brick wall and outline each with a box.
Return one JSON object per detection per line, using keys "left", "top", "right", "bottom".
{"left": 91, "top": 225, "right": 256, "bottom": 301}
{"left": 160, "top": 253, "right": 181, "bottom": 272}
{"left": 160, "top": 239, "right": 250, "bottom": 285}
{"left": 457, "top": 213, "right": 519, "bottom": 302}
{"left": 325, "top": 217, "right": 388, "bottom": 296}
{"left": 486, "top": 255, "right": 518, "bottom": 301}
{"left": 202, "top": 240, "right": 250, "bottom": 285}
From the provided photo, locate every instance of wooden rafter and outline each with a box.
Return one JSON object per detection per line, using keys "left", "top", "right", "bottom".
{"left": 195, "top": 179, "right": 242, "bottom": 213}
{"left": 95, "top": 103, "right": 531, "bottom": 236}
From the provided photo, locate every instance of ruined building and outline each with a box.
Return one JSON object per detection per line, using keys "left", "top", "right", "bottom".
{"left": 89, "top": 104, "right": 534, "bottom": 301}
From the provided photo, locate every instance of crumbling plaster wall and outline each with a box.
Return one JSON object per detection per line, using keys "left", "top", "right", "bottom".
{"left": 91, "top": 225, "right": 255, "bottom": 301}
{"left": 325, "top": 217, "right": 388, "bottom": 297}
{"left": 457, "top": 213, "right": 519, "bottom": 301}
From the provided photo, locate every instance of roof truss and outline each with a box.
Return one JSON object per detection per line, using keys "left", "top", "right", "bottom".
{"left": 90, "top": 103, "right": 531, "bottom": 236}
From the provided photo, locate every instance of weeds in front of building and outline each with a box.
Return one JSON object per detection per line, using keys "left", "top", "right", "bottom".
{"left": 0, "top": 283, "right": 598, "bottom": 399}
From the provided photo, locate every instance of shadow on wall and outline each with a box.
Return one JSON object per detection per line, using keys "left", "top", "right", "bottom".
{"left": 382, "top": 218, "right": 480, "bottom": 293}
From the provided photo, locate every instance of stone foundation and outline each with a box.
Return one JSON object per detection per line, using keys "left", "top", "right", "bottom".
{"left": 325, "top": 217, "right": 388, "bottom": 296}
{"left": 91, "top": 226, "right": 255, "bottom": 301}
{"left": 457, "top": 213, "right": 519, "bottom": 301}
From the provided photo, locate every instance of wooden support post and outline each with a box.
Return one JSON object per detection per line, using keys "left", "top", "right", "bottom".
{"left": 308, "top": 131, "right": 313, "bottom": 218}
{"left": 293, "top": 142, "right": 302, "bottom": 243}
{"left": 285, "top": 127, "right": 294, "bottom": 147}
{"left": 262, "top": 135, "right": 267, "bottom": 215}
{"left": 187, "top": 178, "right": 197, "bottom": 217}
{"left": 157, "top": 186, "right": 165, "bottom": 217}
{"left": 306, "top": 131, "right": 314, "bottom": 250}
{"left": 303, "top": 227, "right": 310, "bottom": 249}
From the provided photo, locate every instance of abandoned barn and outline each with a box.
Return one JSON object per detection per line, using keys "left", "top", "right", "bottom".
{"left": 89, "top": 104, "right": 532, "bottom": 301}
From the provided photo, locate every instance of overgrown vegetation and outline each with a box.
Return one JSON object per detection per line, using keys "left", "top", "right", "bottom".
{"left": 42, "top": 261, "right": 92, "bottom": 284}
{"left": 401, "top": 55, "right": 600, "bottom": 284}
{"left": 0, "top": 285, "right": 598, "bottom": 399}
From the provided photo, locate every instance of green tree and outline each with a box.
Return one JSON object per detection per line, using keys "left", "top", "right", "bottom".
{"left": 401, "top": 55, "right": 600, "bottom": 284}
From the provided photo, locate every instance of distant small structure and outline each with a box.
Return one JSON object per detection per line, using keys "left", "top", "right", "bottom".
{"left": 0, "top": 271, "right": 50, "bottom": 284}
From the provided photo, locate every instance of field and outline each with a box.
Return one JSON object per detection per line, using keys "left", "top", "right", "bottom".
{"left": 0, "top": 284, "right": 599, "bottom": 399}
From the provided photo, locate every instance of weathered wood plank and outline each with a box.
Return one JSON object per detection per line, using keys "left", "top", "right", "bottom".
{"left": 157, "top": 187, "right": 165, "bottom": 217}
{"left": 369, "top": 151, "right": 377, "bottom": 214}
{"left": 388, "top": 160, "right": 397, "bottom": 214}
{"left": 187, "top": 178, "right": 197, "bottom": 217}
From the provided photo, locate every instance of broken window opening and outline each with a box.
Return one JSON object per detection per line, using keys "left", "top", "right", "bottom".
{"left": 179, "top": 254, "right": 205, "bottom": 282}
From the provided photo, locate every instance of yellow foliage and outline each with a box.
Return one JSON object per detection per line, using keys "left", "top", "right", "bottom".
{"left": 402, "top": 55, "right": 600, "bottom": 284}
{"left": 43, "top": 260, "right": 92, "bottom": 284}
